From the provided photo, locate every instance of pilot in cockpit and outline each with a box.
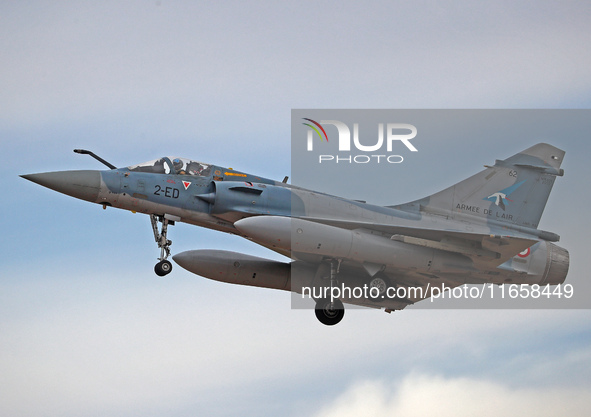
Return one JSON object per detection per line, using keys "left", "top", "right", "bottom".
{"left": 173, "top": 158, "right": 186, "bottom": 175}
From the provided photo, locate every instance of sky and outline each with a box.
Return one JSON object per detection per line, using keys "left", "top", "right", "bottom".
{"left": 1, "top": 1, "right": 591, "bottom": 416}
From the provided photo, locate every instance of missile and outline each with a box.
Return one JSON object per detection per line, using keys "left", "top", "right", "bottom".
{"left": 173, "top": 249, "right": 293, "bottom": 291}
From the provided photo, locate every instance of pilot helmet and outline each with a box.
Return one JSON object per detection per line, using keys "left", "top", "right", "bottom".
{"left": 172, "top": 158, "right": 183, "bottom": 171}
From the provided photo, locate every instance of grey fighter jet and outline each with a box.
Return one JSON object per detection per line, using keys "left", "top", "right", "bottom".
{"left": 21, "top": 144, "right": 569, "bottom": 325}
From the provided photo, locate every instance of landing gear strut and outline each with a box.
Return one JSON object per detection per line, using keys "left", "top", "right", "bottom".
{"left": 151, "top": 214, "right": 173, "bottom": 276}
{"left": 314, "top": 259, "right": 345, "bottom": 326}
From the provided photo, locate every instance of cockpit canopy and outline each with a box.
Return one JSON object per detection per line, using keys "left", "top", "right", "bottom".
{"left": 127, "top": 157, "right": 212, "bottom": 176}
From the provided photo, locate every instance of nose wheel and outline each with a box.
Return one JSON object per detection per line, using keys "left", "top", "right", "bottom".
{"left": 155, "top": 259, "right": 173, "bottom": 277}
{"left": 151, "top": 214, "right": 174, "bottom": 276}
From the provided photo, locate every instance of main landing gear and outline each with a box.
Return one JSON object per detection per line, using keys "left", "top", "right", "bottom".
{"left": 151, "top": 214, "right": 173, "bottom": 276}
{"left": 315, "top": 298, "right": 345, "bottom": 326}
{"left": 314, "top": 259, "right": 345, "bottom": 326}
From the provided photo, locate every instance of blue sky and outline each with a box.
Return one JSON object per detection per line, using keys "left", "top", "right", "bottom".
{"left": 1, "top": 1, "right": 590, "bottom": 416}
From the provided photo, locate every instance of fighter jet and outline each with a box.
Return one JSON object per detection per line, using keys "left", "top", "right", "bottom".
{"left": 21, "top": 144, "right": 569, "bottom": 325}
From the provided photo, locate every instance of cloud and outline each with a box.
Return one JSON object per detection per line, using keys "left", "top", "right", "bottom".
{"left": 311, "top": 374, "right": 591, "bottom": 417}
{"left": 2, "top": 267, "right": 588, "bottom": 417}
{"left": 2, "top": 0, "right": 591, "bottom": 135}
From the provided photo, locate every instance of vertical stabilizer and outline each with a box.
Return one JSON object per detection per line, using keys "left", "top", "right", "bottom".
{"left": 396, "top": 143, "right": 565, "bottom": 229}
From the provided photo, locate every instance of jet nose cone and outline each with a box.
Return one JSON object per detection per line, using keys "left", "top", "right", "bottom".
{"left": 21, "top": 170, "right": 102, "bottom": 203}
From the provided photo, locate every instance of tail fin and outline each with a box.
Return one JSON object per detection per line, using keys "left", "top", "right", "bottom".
{"left": 395, "top": 143, "right": 565, "bottom": 229}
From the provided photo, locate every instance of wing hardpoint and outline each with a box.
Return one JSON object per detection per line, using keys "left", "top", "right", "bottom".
{"left": 394, "top": 143, "right": 565, "bottom": 230}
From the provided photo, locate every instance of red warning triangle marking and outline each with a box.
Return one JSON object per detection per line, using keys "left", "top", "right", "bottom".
{"left": 182, "top": 181, "right": 191, "bottom": 190}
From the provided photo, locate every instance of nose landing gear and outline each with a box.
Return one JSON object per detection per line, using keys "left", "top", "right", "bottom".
{"left": 155, "top": 259, "right": 173, "bottom": 276}
{"left": 151, "top": 214, "right": 174, "bottom": 276}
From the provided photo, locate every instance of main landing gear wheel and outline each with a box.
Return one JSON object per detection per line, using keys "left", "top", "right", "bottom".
{"left": 151, "top": 214, "right": 174, "bottom": 276}
{"left": 368, "top": 274, "right": 390, "bottom": 300}
{"left": 315, "top": 298, "right": 345, "bottom": 326}
{"left": 155, "top": 260, "right": 173, "bottom": 277}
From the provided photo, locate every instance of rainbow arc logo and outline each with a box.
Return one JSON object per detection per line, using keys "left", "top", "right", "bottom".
{"left": 302, "top": 118, "right": 329, "bottom": 143}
